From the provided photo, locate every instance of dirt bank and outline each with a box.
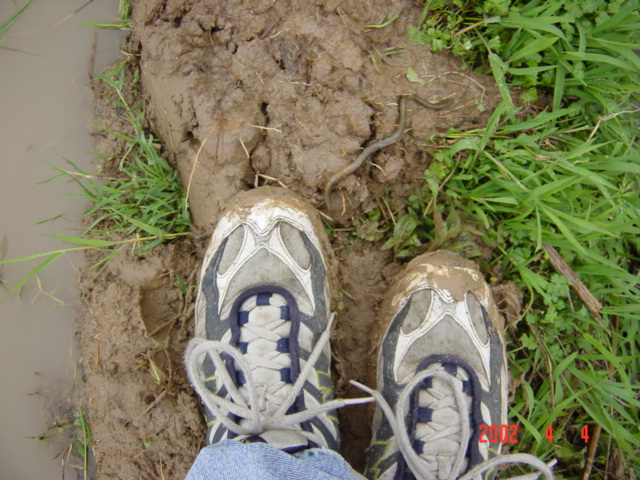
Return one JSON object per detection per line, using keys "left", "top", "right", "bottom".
{"left": 78, "top": 1, "right": 500, "bottom": 478}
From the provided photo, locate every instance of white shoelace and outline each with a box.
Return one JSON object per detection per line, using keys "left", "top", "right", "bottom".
{"left": 186, "top": 313, "right": 374, "bottom": 445}
{"left": 352, "top": 372, "right": 557, "bottom": 480}
{"left": 187, "top": 305, "right": 556, "bottom": 479}
{"left": 235, "top": 296, "right": 294, "bottom": 415}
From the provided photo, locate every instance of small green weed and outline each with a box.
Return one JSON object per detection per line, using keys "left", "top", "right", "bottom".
{"left": 380, "top": 0, "right": 640, "bottom": 476}
{"left": 74, "top": 407, "right": 92, "bottom": 479}
{"left": 32, "top": 406, "right": 92, "bottom": 479}
{"left": 354, "top": 208, "right": 388, "bottom": 243}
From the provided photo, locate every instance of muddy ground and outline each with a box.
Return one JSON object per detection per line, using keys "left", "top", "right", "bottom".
{"left": 77, "top": 0, "right": 503, "bottom": 478}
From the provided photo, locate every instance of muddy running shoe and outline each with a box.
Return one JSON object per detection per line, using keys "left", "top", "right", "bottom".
{"left": 185, "top": 187, "right": 370, "bottom": 453}
{"left": 357, "top": 251, "right": 554, "bottom": 480}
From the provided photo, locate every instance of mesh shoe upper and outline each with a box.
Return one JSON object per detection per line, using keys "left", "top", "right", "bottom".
{"left": 365, "top": 251, "right": 509, "bottom": 480}
{"left": 185, "top": 188, "right": 344, "bottom": 452}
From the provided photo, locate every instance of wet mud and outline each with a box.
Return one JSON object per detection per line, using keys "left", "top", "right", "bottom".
{"left": 78, "top": 0, "right": 502, "bottom": 477}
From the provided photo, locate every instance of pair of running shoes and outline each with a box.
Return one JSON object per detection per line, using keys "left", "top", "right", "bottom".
{"left": 185, "top": 187, "right": 555, "bottom": 480}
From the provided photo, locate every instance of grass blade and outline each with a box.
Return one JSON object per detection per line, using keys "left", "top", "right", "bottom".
{"left": 1, "top": 252, "right": 64, "bottom": 302}
{"left": 0, "top": 0, "right": 36, "bottom": 38}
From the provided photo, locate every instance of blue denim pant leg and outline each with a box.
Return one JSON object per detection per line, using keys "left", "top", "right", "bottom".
{"left": 185, "top": 440, "right": 366, "bottom": 480}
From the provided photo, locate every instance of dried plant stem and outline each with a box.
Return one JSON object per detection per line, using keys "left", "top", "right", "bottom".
{"left": 542, "top": 244, "right": 604, "bottom": 325}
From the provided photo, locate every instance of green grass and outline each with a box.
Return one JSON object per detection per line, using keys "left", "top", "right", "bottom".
{"left": 31, "top": 368, "right": 93, "bottom": 480}
{"left": 52, "top": 60, "right": 191, "bottom": 245}
{"left": 74, "top": 407, "right": 92, "bottom": 479}
{"left": 31, "top": 407, "right": 92, "bottom": 479}
{"left": 1, "top": 57, "right": 190, "bottom": 302}
{"left": 0, "top": 0, "right": 35, "bottom": 45}
{"left": 82, "top": 0, "right": 131, "bottom": 30}
{"left": 374, "top": 0, "right": 639, "bottom": 477}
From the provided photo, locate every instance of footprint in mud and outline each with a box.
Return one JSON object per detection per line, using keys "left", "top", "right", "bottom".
{"left": 109, "top": 253, "right": 181, "bottom": 342}
{"left": 139, "top": 282, "right": 182, "bottom": 343}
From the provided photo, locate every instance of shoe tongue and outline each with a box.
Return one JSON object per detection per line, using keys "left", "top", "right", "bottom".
{"left": 413, "top": 363, "right": 472, "bottom": 478}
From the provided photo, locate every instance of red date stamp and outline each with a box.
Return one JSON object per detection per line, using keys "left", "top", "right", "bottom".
{"left": 478, "top": 424, "right": 519, "bottom": 443}
{"left": 479, "top": 424, "right": 591, "bottom": 444}
{"left": 545, "top": 424, "right": 590, "bottom": 443}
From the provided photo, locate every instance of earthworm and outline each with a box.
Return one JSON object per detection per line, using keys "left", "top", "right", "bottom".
{"left": 324, "top": 94, "right": 453, "bottom": 210}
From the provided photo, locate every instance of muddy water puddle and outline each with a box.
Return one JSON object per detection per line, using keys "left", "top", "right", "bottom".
{"left": 0, "top": 2, "right": 122, "bottom": 478}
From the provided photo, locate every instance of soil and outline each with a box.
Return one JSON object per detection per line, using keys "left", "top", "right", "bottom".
{"left": 77, "top": 1, "right": 503, "bottom": 478}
